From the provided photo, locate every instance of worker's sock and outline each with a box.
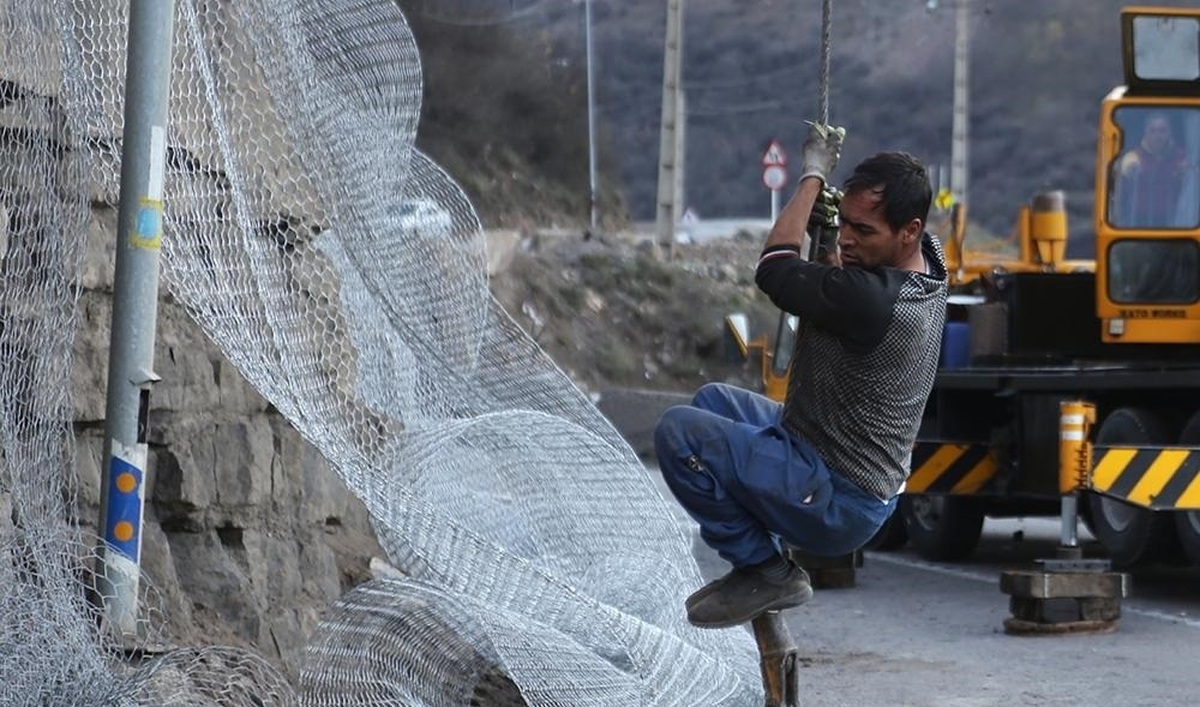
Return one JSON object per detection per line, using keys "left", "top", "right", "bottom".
{"left": 747, "top": 555, "right": 796, "bottom": 585}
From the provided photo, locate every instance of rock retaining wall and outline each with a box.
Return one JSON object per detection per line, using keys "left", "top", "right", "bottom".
{"left": 72, "top": 202, "right": 382, "bottom": 677}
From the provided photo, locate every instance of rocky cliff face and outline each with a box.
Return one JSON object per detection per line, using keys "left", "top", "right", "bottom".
{"left": 71, "top": 202, "right": 382, "bottom": 677}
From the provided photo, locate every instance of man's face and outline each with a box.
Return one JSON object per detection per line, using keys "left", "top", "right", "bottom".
{"left": 1143, "top": 117, "right": 1171, "bottom": 155}
{"left": 837, "top": 188, "right": 916, "bottom": 269}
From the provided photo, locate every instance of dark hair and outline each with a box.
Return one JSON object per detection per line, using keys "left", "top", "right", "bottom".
{"left": 842, "top": 152, "right": 932, "bottom": 232}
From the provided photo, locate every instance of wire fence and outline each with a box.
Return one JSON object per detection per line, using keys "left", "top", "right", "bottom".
{"left": 0, "top": 1, "right": 760, "bottom": 704}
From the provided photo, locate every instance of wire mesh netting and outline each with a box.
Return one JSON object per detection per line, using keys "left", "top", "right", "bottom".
{"left": 0, "top": 0, "right": 761, "bottom": 704}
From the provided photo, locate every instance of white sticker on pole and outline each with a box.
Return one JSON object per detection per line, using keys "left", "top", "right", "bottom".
{"left": 148, "top": 125, "right": 166, "bottom": 200}
{"left": 112, "top": 439, "right": 148, "bottom": 479}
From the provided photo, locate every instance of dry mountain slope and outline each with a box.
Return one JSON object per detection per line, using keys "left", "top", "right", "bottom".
{"left": 489, "top": 228, "right": 781, "bottom": 396}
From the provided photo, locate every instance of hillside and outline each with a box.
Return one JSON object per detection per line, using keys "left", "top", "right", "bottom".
{"left": 488, "top": 228, "right": 781, "bottom": 396}
{"left": 403, "top": 0, "right": 1200, "bottom": 257}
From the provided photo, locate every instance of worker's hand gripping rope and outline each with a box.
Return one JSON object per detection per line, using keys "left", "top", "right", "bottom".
{"left": 802, "top": 122, "right": 846, "bottom": 264}
{"left": 808, "top": 184, "right": 842, "bottom": 265}
{"left": 809, "top": 184, "right": 842, "bottom": 231}
{"left": 798, "top": 121, "right": 847, "bottom": 186}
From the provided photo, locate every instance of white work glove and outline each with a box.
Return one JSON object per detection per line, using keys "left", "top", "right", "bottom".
{"left": 798, "top": 121, "right": 846, "bottom": 185}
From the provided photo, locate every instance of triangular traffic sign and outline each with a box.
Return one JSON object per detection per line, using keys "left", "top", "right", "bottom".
{"left": 762, "top": 139, "right": 787, "bottom": 167}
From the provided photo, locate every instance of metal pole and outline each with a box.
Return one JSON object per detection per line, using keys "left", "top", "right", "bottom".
{"left": 752, "top": 611, "right": 801, "bottom": 706}
{"left": 94, "top": 0, "right": 177, "bottom": 640}
{"left": 1057, "top": 400, "right": 1094, "bottom": 558}
{"left": 673, "top": 87, "right": 686, "bottom": 223}
{"left": 951, "top": 0, "right": 969, "bottom": 208}
{"left": 1060, "top": 495, "right": 1080, "bottom": 548}
{"left": 585, "top": 0, "right": 598, "bottom": 230}
{"left": 655, "top": 0, "right": 683, "bottom": 258}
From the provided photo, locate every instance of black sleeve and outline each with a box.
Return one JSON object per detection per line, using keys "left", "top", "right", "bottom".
{"left": 754, "top": 244, "right": 904, "bottom": 352}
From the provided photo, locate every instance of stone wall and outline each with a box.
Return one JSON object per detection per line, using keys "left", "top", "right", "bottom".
{"left": 72, "top": 200, "right": 383, "bottom": 677}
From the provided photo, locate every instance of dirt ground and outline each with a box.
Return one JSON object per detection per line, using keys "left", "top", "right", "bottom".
{"left": 488, "top": 227, "right": 784, "bottom": 397}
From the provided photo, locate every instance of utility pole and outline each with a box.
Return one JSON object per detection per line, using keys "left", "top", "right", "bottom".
{"left": 673, "top": 89, "right": 686, "bottom": 227}
{"left": 925, "top": 0, "right": 969, "bottom": 208}
{"left": 951, "top": 0, "right": 970, "bottom": 208}
{"left": 655, "top": 0, "right": 683, "bottom": 257}
{"left": 584, "top": 0, "right": 598, "bottom": 230}
{"left": 94, "top": 0, "right": 177, "bottom": 640}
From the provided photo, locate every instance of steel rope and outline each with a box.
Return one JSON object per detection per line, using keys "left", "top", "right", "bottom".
{"left": 819, "top": 0, "right": 832, "bottom": 124}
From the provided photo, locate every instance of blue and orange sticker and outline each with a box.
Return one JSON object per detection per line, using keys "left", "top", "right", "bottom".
{"left": 105, "top": 455, "right": 143, "bottom": 560}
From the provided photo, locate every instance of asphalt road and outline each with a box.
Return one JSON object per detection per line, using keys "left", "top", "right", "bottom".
{"left": 670, "top": 483, "right": 1200, "bottom": 707}
{"left": 600, "top": 388, "right": 1200, "bottom": 707}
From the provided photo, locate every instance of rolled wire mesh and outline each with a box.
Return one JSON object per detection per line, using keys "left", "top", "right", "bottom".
{"left": 0, "top": 0, "right": 763, "bottom": 704}
{"left": 123, "top": 646, "right": 300, "bottom": 706}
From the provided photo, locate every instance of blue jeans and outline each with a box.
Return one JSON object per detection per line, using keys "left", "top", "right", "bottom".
{"left": 654, "top": 382, "right": 897, "bottom": 567}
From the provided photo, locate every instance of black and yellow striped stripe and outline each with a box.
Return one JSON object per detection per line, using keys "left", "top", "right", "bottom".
{"left": 1092, "top": 446, "right": 1200, "bottom": 509}
{"left": 908, "top": 442, "right": 998, "bottom": 494}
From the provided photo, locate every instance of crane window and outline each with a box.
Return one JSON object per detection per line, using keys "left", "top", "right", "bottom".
{"left": 1107, "top": 238, "right": 1199, "bottom": 304}
{"left": 1131, "top": 15, "right": 1200, "bottom": 81}
{"left": 1107, "top": 107, "right": 1200, "bottom": 229}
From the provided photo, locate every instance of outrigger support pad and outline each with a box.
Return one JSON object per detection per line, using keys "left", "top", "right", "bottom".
{"left": 752, "top": 610, "right": 801, "bottom": 707}
{"left": 1000, "top": 554, "right": 1130, "bottom": 635}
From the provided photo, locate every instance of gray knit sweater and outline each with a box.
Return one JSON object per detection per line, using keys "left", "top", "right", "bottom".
{"left": 755, "top": 233, "right": 948, "bottom": 500}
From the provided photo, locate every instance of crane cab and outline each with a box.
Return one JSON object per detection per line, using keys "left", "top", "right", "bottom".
{"left": 1096, "top": 7, "right": 1200, "bottom": 343}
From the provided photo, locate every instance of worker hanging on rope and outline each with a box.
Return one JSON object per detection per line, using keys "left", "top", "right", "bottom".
{"left": 653, "top": 123, "right": 949, "bottom": 628}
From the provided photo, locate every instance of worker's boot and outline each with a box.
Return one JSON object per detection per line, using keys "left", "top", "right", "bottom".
{"left": 685, "top": 573, "right": 732, "bottom": 612}
{"left": 686, "top": 561, "right": 812, "bottom": 629}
